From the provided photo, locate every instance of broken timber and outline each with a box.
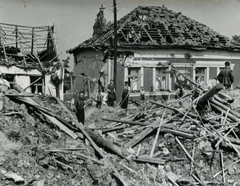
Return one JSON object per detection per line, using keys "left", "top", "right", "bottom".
{"left": 197, "top": 83, "right": 223, "bottom": 107}
{"left": 124, "top": 114, "right": 194, "bottom": 148}
{"left": 149, "top": 100, "right": 198, "bottom": 118}
{"left": 86, "top": 128, "right": 127, "bottom": 159}
{"left": 102, "top": 117, "right": 148, "bottom": 126}
{"left": 10, "top": 84, "right": 78, "bottom": 139}
{"left": 54, "top": 97, "right": 129, "bottom": 186}
{"left": 132, "top": 156, "right": 165, "bottom": 165}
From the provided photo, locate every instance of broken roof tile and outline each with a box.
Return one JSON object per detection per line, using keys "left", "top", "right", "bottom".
{"left": 68, "top": 6, "right": 240, "bottom": 54}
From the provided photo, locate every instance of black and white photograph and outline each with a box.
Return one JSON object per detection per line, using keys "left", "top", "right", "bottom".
{"left": 1, "top": 0, "right": 240, "bottom": 185}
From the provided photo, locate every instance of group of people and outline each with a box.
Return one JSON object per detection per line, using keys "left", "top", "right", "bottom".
{"left": 73, "top": 61, "right": 234, "bottom": 125}
{"left": 106, "top": 79, "right": 145, "bottom": 109}
{"left": 120, "top": 81, "right": 145, "bottom": 109}
{"left": 73, "top": 79, "right": 146, "bottom": 124}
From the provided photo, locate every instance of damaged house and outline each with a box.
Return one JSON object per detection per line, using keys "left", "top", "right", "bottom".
{"left": 67, "top": 6, "right": 240, "bottom": 100}
{"left": 0, "top": 23, "right": 64, "bottom": 99}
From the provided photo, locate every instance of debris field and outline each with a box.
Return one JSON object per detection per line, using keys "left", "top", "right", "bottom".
{"left": 1, "top": 73, "right": 240, "bottom": 186}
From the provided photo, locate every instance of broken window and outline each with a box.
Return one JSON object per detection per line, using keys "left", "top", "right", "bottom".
{"left": 128, "top": 68, "right": 141, "bottom": 92}
{"left": 155, "top": 67, "right": 168, "bottom": 91}
{"left": 30, "top": 76, "right": 43, "bottom": 94}
{"left": 195, "top": 67, "right": 206, "bottom": 85}
{"left": 4, "top": 74, "right": 15, "bottom": 87}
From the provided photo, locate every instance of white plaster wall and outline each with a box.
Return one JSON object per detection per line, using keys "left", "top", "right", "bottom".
{"left": 15, "top": 75, "right": 31, "bottom": 93}
{"left": 132, "top": 48, "right": 240, "bottom": 60}
{"left": 0, "top": 65, "right": 41, "bottom": 75}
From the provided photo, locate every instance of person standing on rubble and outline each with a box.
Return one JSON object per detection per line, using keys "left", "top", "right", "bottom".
{"left": 174, "top": 73, "right": 186, "bottom": 99}
{"left": 107, "top": 80, "right": 116, "bottom": 107}
{"left": 70, "top": 90, "right": 78, "bottom": 112}
{"left": 217, "top": 61, "right": 234, "bottom": 89}
{"left": 0, "top": 72, "right": 10, "bottom": 112}
{"left": 120, "top": 81, "right": 130, "bottom": 109}
{"left": 140, "top": 86, "right": 145, "bottom": 101}
{"left": 140, "top": 86, "right": 146, "bottom": 111}
{"left": 75, "top": 91, "right": 85, "bottom": 124}
{"left": 96, "top": 90, "right": 102, "bottom": 109}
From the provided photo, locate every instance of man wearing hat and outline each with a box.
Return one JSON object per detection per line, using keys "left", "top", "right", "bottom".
{"left": 217, "top": 61, "right": 234, "bottom": 89}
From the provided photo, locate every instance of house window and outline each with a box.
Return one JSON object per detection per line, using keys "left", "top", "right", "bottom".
{"left": 155, "top": 67, "right": 168, "bottom": 91}
{"left": 128, "top": 68, "right": 141, "bottom": 92}
{"left": 4, "top": 74, "right": 15, "bottom": 87}
{"left": 195, "top": 67, "right": 206, "bottom": 85}
{"left": 30, "top": 76, "right": 42, "bottom": 94}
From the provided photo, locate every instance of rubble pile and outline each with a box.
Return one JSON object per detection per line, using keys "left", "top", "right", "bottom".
{"left": 0, "top": 87, "right": 112, "bottom": 186}
{"left": 1, "top": 77, "right": 240, "bottom": 186}
{"left": 88, "top": 73, "right": 240, "bottom": 185}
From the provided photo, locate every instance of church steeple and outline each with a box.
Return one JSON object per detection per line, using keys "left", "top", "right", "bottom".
{"left": 93, "top": 5, "right": 106, "bottom": 36}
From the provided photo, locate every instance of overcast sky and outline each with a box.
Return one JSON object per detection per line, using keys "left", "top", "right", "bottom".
{"left": 1, "top": 0, "right": 240, "bottom": 70}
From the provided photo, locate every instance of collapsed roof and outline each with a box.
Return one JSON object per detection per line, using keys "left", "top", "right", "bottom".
{"left": 0, "top": 23, "right": 59, "bottom": 70}
{"left": 68, "top": 6, "right": 240, "bottom": 54}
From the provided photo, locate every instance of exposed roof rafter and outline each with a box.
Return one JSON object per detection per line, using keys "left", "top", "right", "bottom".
{"left": 68, "top": 5, "right": 240, "bottom": 54}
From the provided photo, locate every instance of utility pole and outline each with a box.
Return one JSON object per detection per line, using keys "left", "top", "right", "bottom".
{"left": 113, "top": 0, "right": 117, "bottom": 90}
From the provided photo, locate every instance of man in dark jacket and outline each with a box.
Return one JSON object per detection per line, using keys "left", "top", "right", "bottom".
{"left": 107, "top": 80, "right": 116, "bottom": 106}
{"left": 120, "top": 81, "right": 129, "bottom": 109}
{"left": 217, "top": 61, "right": 234, "bottom": 89}
{"left": 96, "top": 90, "right": 102, "bottom": 109}
{"left": 75, "top": 91, "right": 85, "bottom": 124}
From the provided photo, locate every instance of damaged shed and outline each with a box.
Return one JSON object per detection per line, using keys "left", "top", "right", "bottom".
{"left": 0, "top": 23, "right": 64, "bottom": 99}
{"left": 67, "top": 5, "right": 240, "bottom": 100}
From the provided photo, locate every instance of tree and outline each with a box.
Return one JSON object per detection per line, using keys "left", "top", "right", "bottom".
{"left": 93, "top": 5, "right": 106, "bottom": 36}
{"left": 62, "top": 56, "right": 70, "bottom": 69}
{"left": 232, "top": 35, "right": 240, "bottom": 44}
{"left": 50, "top": 56, "right": 70, "bottom": 98}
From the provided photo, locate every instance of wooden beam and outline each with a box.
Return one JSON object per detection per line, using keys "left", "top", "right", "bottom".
{"left": 42, "top": 112, "right": 78, "bottom": 139}
{"left": 150, "top": 110, "right": 166, "bottom": 157}
{"left": 132, "top": 156, "right": 165, "bottom": 165}
{"left": 102, "top": 117, "right": 148, "bottom": 126}
{"left": 55, "top": 97, "right": 129, "bottom": 186}
{"left": 197, "top": 83, "right": 223, "bottom": 106}
{"left": 149, "top": 100, "right": 198, "bottom": 118}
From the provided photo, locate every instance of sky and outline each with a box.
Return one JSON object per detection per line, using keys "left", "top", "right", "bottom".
{"left": 0, "top": 0, "right": 240, "bottom": 70}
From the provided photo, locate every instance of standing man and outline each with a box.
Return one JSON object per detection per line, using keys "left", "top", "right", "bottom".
{"left": 107, "top": 80, "right": 116, "bottom": 106}
{"left": 120, "top": 81, "right": 129, "bottom": 109}
{"left": 217, "top": 61, "right": 234, "bottom": 89}
{"left": 140, "top": 86, "right": 146, "bottom": 111}
{"left": 140, "top": 86, "right": 145, "bottom": 101}
{"left": 96, "top": 90, "right": 102, "bottom": 109}
{"left": 75, "top": 91, "right": 85, "bottom": 125}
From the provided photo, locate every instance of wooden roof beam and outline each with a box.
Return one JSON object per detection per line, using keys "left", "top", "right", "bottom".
{"left": 120, "top": 30, "right": 129, "bottom": 42}
{"left": 142, "top": 26, "right": 153, "bottom": 41}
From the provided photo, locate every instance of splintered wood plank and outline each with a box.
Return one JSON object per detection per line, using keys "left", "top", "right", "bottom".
{"left": 42, "top": 112, "right": 78, "bottom": 139}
